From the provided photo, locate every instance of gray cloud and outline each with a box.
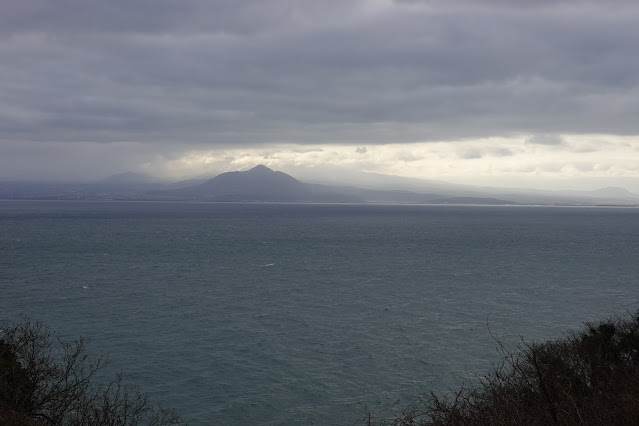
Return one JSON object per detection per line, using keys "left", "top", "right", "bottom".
{"left": 1, "top": 0, "right": 639, "bottom": 178}
{"left": 527, "top": 135, "right": 566, "bottom": 146}
{"left": 493, "top": 148, "right": 514, "bottom": 157}
{"left": 396, "top": 152, "right": 422, "bottom": 162}
{"left": 457, "top": 146, "right": 514, "bottom": 160}
{"left": 459, "top": 149, "right": 483, "bottom": 160}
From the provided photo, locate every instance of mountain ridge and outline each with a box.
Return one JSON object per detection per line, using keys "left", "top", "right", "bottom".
{"left": 156, "top": 165, "right": 517, "bottom": 204}
{"left": 1, "top": 165, "right": 637, "bottom": 205}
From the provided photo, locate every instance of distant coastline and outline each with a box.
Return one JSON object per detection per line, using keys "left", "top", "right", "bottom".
{"left": 2, "top": 165, "right": 638, "bottom": 207}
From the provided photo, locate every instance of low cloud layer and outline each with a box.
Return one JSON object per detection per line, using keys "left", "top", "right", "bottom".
{"left": 1, "top": 0, "right": 638, "bottom": 185}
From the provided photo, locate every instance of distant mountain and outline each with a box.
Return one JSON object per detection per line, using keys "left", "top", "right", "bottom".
{"left": 163, "top": 178, "right": 209, "bottom": 190}
{"left": 1, "top": 166, "right": 638, "bottom": 206}
{"left": 84, "top": 172, "right": 167, "bottom": 194}
{"left": 288, "top": 166, "right": 639, "bottom": 205}
{"left": 166, "top": 165, "right": 363, "bottom": 202}
{"left": 286, "top": 165, "right": 469, "bottom": 193}
{"left": 155, "top": 165, "right": 518, "bottom": 204}
{"left": 100, "top": 172, "right": 158, "bottom": 184}
{"left": 591, "top": 186, "right": 638, "bottom": 198}
{"left": 195, "top": 164, "right": 306, "bottom": 199}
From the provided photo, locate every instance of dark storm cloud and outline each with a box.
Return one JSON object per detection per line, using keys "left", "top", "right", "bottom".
{"left": 0, "top": 0, "right": 369, "bottom": 37}
{"left": 1, "top": 0, "right": 639, "bottom": 150}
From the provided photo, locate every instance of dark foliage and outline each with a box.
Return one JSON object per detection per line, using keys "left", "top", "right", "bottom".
{"left": 365, "top": 311, "right": 639, "bottom": 426}
{"left": 0, "top": 317, "right": 186, "bottom": 425}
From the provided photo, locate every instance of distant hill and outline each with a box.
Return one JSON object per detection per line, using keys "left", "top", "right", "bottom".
{"left": 100, "top": 172, "right": 158, "bottom": 184}
{"left": 154, "top": 165, "right": 518, "bottom": 204}
{"left": 591, "top": 186, "right": 637, "bottom": 198}
{"left": 1, "top": 166, "right": 638, "bottom": 206}
{"left": 165, "top": 165, "right": 363, "bottom": 202}
{"left": 193, "top": 165, "right": 307, "bottom": 200}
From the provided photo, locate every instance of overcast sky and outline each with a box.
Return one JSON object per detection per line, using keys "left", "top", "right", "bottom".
{"left": 1, "top": 0, "right": 639, "bottom": 189}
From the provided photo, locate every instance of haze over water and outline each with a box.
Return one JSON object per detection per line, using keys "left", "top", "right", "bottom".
{"left": 2, "top": 201, "right": 638, "bottom": 424}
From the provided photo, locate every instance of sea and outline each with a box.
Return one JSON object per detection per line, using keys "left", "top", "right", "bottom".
{"left": 1, "top": 201, "right": 639, "bottom": 425}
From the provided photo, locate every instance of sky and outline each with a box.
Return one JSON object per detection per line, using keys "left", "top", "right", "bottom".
{"left": 1, "top": 0, "right": 639, "bottom": 190}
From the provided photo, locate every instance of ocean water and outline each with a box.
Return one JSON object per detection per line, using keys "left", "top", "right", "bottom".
{"left": 1, "top": 201, "right": 639, "bottom": 425}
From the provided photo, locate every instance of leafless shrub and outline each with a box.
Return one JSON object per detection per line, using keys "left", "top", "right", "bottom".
{"left": 364, "top": 311, "right": 639, "bottom": 426}
{"left": 0, "top": 317, "right": 186, "bottom": 425}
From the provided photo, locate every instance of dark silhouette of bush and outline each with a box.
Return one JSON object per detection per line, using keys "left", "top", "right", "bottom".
{"left": 364, "top": 311, "right": 639, "bottom": 426}
{"left": 0, "top": 317, "right": 186, "bottom": 425}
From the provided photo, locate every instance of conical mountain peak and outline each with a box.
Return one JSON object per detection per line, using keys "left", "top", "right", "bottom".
{"left": 165, "top": 165, "right": 362, "bottom": 202}
{"left": 247, "top": 164, "right": 273, "bottom": 174}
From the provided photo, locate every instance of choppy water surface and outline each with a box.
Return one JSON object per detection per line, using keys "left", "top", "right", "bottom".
{"left": 2, "top": 201, "right": 639, "bottom": 424}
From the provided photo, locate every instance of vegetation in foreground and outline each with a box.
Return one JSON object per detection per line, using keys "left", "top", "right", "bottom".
{"left": 6, "top": 312, "right": 639, "bottom": 425}
{"left": 365, "top": 311, "right": 639, "bottom": 425}
{"left": 0, "top": 317, "right": 185, "bottom": 426}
